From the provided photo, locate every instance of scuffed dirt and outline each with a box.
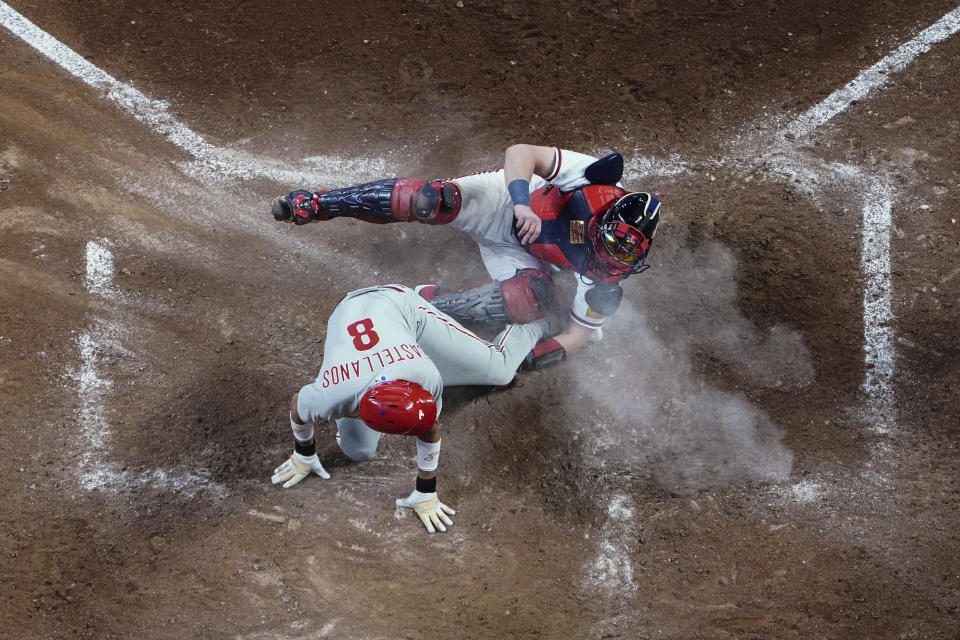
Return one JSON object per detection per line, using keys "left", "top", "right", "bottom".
{"left": 1, "top": 1, "right": 958, "bottom": 638}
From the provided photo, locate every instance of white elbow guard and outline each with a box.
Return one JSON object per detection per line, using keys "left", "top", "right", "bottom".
{"left": 291, "top": 414, "right": 315, "bottom": 442}
{"left": 417, "top": 438, "right": 441, "bottom": 472}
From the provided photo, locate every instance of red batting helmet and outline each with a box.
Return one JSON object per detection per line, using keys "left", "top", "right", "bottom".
{"left": 586, "top": 192, "right": 661, "bottom": 276}
{"left": 358, "top": 379, "right": 438, "bottom": 436}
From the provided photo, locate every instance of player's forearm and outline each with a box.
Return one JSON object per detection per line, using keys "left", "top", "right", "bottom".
{"left": 272, "top": 392, "right": 331, "bottom": 487}
{"left": 552, "top": 320, "right": 593, "bottom": 357}
{"left": 288, "top": 392, "right": 315, "bottom": 441}
{"left": 523, "top": 319, "right": 593, "bottom": 369}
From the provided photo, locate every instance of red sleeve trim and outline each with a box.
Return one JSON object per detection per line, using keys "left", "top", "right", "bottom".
{"left": 569, "top": 310, "right": 604, "bottom": 329}
{"left": 545, "top": 148, "right": 562, "bottom": 182}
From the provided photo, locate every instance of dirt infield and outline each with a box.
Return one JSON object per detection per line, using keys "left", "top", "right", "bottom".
{"left": 1, "top": 1, "right": 959, "bottom": 638}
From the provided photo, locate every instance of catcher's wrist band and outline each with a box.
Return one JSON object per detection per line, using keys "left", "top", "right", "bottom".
{"left": 507, "top": 179, "right": 531, "bottom": 206}
{"left": 294, "top": 438, "right": 316, "bottom": 457}
{"left": 416, "top": 476, "right": 437, "bottom": 493}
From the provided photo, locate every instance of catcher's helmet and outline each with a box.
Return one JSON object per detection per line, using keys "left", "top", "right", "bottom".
{"left": 587, "top": 192, "right": 661, "bottom": 275}
{"left": 359, "top": 379, "right": 438, "bottom": 436}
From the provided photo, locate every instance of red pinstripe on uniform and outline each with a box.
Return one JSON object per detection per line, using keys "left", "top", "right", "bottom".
{"left": 419, "top": 306, "right": 506, "bottom": 352}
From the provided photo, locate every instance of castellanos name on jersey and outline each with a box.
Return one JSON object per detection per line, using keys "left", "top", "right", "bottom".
{"left": 319, "top": 342, "right": 429, "bottom": 388}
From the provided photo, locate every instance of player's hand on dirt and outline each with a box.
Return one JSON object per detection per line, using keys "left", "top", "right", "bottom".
{"left": 396, "top": 490, "right": 456, "bottom": 534}
{"left": 271, "top": 452, "right": 330, "bottom": 488}
{"left": 514, "top": 204, "right": 542, "bottom": 245}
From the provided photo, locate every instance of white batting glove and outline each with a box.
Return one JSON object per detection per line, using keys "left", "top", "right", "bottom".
{"left": 396, "top": 490, "right": 456, "bottom": 534}
{"left": 271, "top": 452, "right": 330, "bottom": 488}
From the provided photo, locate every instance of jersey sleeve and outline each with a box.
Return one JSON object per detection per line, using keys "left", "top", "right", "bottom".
{"left": 296, "top": 379, "right": 339, "bottom": 424}
{"left": 569, "top": 277, "right": 608, "bottom": 330}
{"left": 544, "top": 148, "right": 600, "bottom": 192}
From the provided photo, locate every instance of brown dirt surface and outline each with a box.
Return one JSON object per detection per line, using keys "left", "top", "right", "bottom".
{"left": 1, "top": 1, "right": 958, "bottom": 638}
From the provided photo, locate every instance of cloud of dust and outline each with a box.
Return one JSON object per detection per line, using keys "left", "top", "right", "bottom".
{"left": 571, "top": 225, "right": 811, "bottom": 493}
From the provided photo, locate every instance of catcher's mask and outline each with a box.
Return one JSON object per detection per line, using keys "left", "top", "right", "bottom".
{"left": 359, "top": 379, "right": 437, "bottom": 436}
{"left": 586, "top": 192, "right": 661, "bottom": 276}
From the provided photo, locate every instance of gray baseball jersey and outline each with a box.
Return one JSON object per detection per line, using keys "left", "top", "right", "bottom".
{"left": 297, "top": 285, "right": 550, "bottom": 458}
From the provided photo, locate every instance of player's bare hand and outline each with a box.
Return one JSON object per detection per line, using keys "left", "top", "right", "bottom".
{"left": 271, "top": 452, "right": 330, "bottom": 488}
{"left": 396, "top": 490, "right": 456, "bottom": 533}
{"left": 514, "top": 205, "right": 542, "bottom": 245}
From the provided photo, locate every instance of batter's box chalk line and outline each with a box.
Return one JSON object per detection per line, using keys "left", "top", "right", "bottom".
{"left": 71, "top": 240, "right": 226, "bottom": 497}
{"left": 6, "top": 2, "right": 957, "bottom": 476}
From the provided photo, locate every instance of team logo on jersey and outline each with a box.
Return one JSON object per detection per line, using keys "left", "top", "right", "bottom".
{"left": 569, "top": 220, "right": 585, "bottom": 244}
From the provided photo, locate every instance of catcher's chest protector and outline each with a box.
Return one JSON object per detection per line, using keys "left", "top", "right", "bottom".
{"left": 522, "top": 184, "right": 626, "bottom": 280}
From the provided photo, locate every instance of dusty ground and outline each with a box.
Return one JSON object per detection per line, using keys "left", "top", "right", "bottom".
{"left": 1, "top": 0, "right": 958, "bottom": 638}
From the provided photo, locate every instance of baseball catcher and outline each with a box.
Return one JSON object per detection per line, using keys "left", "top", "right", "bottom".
{"left": 271, "top": 144, "right": 661, "bottom": 369}
{"left": 271, "top": 284, "right": 560, "bottom": 533}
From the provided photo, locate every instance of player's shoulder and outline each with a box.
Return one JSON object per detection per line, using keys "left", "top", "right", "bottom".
{"left": 342, "top": 284, "right": 411, "bottom": 301}
{"left": 548, "top": 149, "right": 606, "bottom": 190}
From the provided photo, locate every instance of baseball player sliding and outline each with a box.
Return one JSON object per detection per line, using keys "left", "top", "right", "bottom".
{"left": 271, "top": 284, "right": 558, "bottom": 533}
{"left": 272, "top": 144, "right": 661, "bottom": 369}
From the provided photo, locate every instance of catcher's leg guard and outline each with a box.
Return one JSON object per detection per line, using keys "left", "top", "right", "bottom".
{"left": 418, "top": 269, "right": 554, "bottom": 324}
{"left": 271, "top": 178, "right": 460, "bottom": 225}
{"left": 393, "top": 178, "right": 461, "bottom": 225}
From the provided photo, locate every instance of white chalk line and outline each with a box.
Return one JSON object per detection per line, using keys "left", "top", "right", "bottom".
{"left": 859, "top": 186, "right": 897, "bottom": 435}
{"left": 779, "top": 7, "right": 960, "bottom": 434}
{"left": 586, "top": 495, "right": 637, "bottom": 596}
{"left": 779, "top": 7, "right": 960, "bottom": 437}
{"left": 786, "top": 6, "right": 960, "bottom": 140}
{"left": 628, "top": 4, "right": 960, "bottom": 434}
{"left": 628, "top": 151, "right": 899, "bottom": 435}
{"left": 629, "top": 9, "right": 960, "bottom": 524}
{"left": 4, "top": 0, "right": 948, "bottom": 439}
{"left": 70, "top": 240, "right": 225, "bottom": 497}
{"left": 0, "top": 1, "right": 392, "bottom": 185}
{"left": 3, "top": 0, "right": 954, "bottom": 584}
{"left": 759, "top": 154, "right": 898, "bottom": 434}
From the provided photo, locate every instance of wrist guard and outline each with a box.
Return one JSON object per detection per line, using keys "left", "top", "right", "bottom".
{"left": 294, "top": 438, "right": 316, "bottom": 457}
{"left": 508, "top": 179, "right": 531, "bottom": 206}
{"left": 416, "top": 476, "right": 437, "bottom": 493}
{"left": 417, "top": 438, "right": 441, "bottom": 472}
{"left": 522, "top": 337, "right": 566, "bottom": 370}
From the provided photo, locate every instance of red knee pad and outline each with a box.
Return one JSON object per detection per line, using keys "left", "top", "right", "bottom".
{"left": 500, "top": 269, "right": 554, "bottom": 323}
{"left": 391, "top": 179, "right": 461, "bottom": 225}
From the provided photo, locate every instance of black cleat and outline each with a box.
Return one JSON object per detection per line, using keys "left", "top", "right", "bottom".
{"left": 271, "top": 195, "right": 294, "bottom": 222}
{"left": 272, "top": 190, "right": 319, "bottom": 225}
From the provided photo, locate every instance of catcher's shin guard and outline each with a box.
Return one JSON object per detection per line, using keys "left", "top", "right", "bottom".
{"left": 272, "top": 178, "right": 460, "bottom": 225}
{"left": 418, "top": 269, "right": 554, "bottom": 324}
